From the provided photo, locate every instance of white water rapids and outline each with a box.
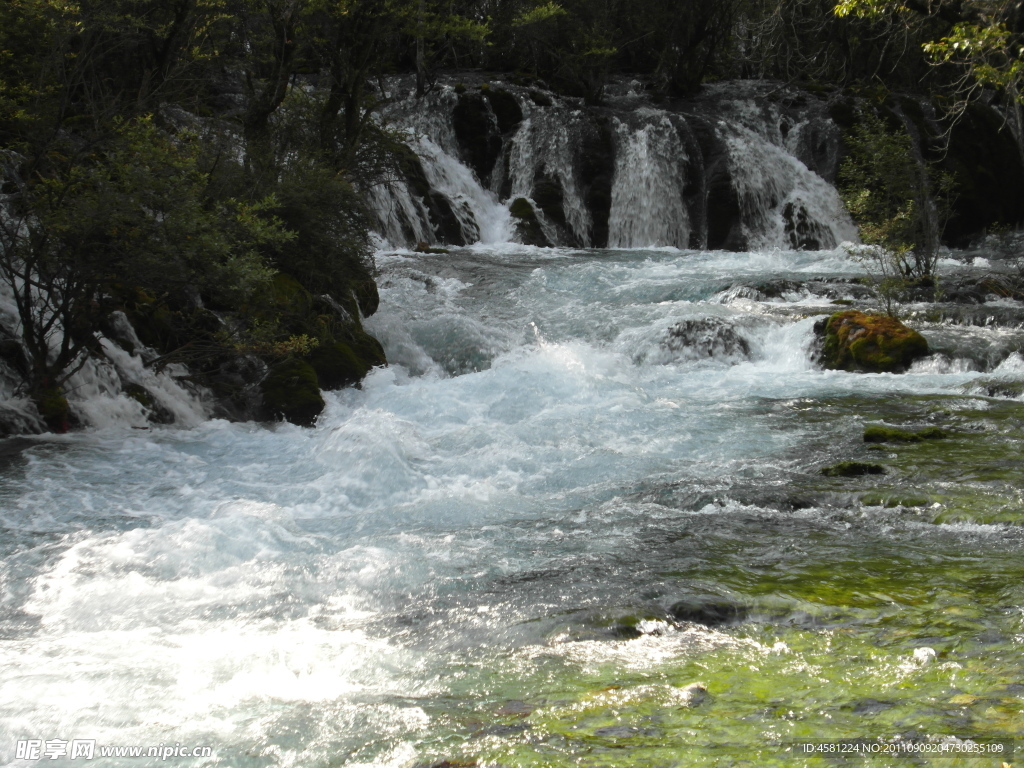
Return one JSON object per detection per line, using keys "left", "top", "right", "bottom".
{"left": 2, "top": 246, "right": 1023, "bottom": 767}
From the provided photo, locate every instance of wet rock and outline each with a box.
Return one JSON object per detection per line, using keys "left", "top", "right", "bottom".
{"left": 669, "top": 597, "right": 748, "bottom": 627}
{"left": 821, "top": 461, "right": 886, "bottom": 477}
{"left": 965, "top": 378, "right": 1024, "bottom": 399}
{"left": 509, "top": 197, "right": 549, "bottom": 246}
{"left": 0, "top": 339, "right": 29, "bottom": 379}
{"left": 260, "top": 358, "right": 324, "bottom": 427}
{"left": 453, "top": 92, "right": 502, "bottom": 183}
{"left": 940, "top": 102, "right": 1024, "bottom": 247}
{"left": 123, "top": 383, "right": 175, "bottom": 424}
{"left": 863, "top": 425, "right": 948, "bottom": 443}
{"left": 307, "top": 331, "right": 384, "bottom": 390}
{"left": 783, "top": 201, "right": 826, "bottom": 250}
{"left": 481, "top": 86, "right": 523, "bottom": 134}
{"left": 663, "top": 318, "right": 750, "bottom": 362}
{"left": 816, "top": 310, "right": 929, "bottom": 373}
{"left": 32, "top": 386, "right": 70, "bottom": 434}
{"left": 577, "top": 117, "right": 615, "bottom": 247}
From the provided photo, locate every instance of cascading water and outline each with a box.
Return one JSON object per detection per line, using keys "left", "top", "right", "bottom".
{"left": 504, "top": 109, "right": 594, "bottom": 246}
{"left": 722, "top": 123, "right": 858, "bottom": 251}
{"left": 367, "top": 78, "right": 859, "bottom": 252}
{"left": 3, "top": 242, "right": 1024, "bottom": 766}
{"left": 608, "top": 110, "right": 691, "bottom": 249}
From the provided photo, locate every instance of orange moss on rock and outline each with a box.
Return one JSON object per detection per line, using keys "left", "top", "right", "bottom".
{"left": 820, "top": 310, "right": 929, "bottom": 373}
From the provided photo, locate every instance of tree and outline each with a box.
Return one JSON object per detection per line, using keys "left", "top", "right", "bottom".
{"left": 838, "top": 110, "right": 955, "bottom": 312}
{"left": 0, "top": 118, "right": 287, "bottom": 428}
{"left": 835, "top": 0, "right": 1024, "bottom": 158}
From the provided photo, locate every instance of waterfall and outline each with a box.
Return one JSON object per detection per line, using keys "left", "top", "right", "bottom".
{"left": 413, "top": 135, "right": 512, "bottom": 244}
{"left": 608, "top": 111, "right": 691, "bottom": 249}
{"left": 722, "top": 123, "right": 858, "bottom": 251}
{"left": 505, "top": 109, "right": 593, "bottom": 246}
{"left": 368, "top": 78, "right": 858, "bottom": 252}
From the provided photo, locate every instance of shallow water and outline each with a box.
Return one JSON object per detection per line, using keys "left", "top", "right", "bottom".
{"left": 1, "top": 247, "right": 1022, "bottom": 767}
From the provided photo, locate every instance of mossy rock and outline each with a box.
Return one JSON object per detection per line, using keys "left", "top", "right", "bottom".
{"left": 863, "top": 425, "right": 948, "bottom": 443}
{"left": 508, "top": 197, "right": 548, "bottom": 246}
{"left": 33, "top": 386, "right": 70, "bottom": 433}
{"left": 352, "top": 278, "right": 380, "bottom": 318}
{"left": 308, "top": 342, "right": 367, "bottom": 391}
{"left": 260, "top": 359, "right": 324, "bottom": 427}
{"left": 529, "top": 89, "right": 553, "bottom": 107}
{"left": 307, "top": 330, "right": 385, "bottom": 391}
{"left": 818, "top": 310, "right": 929, "bottom": 373}
{"left": 821, "top": 461, "right": 887, "bottom": 477}
{"left": 859, "top": 492, "right": 931, "bottom": 508}
{"left": 265, "top": 272, "right": 314, "bottom": 316}
{"left": 346, "top": 329, "right": 387, "bottom": 369}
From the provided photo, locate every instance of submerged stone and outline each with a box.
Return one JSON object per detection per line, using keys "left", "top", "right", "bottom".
{"left": 669, "top": 597, "right": 748, "bottom": 627}
{"left": 863, "top": 425, "right": 948, "bottom": 443}
{"left": 816, "top": 310, "right": 929, "bottom": 373}
{"left": 821, "top": 461, "right": 887, "bottom": 477}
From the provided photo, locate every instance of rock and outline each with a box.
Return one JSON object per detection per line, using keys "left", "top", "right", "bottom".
{"left": 509, "top": 197, "right": 549, "bottom": 246}
{"left": 863, "top": 425, "right": 948, "bottom": 443}
{"left": 821, "top": 461, "right": 886, "bottom": 477}
{"left": 669, "top": 597, "right": 748, "bottom": 627}
{"left": 662, "top": 318, "right": 750, "bottom": 362}
{"left": 481, "top": 86, "right": 523, "bottom": 134}
{"left": 0, "top": 339, "right": 29, "bottom": 378}
{"left": 817, "top": 310, "right": 929, "bottom": 373}
{"left": 577, "top": 118, "right": 615, "bottom": 247}
{"left": 307, "top": 342, "right": 367, "bottom": 391}
{"left": 123, "top": 383, "right": 175, "bottom": 424}
{"left": 32, "top": 385, "right": 70, "bottom": 434}
{"left": 260, "top": 358, "right": 324, "bottom": 426}
{"left": 452, "top": 92, "right": 502, "bottom": 183}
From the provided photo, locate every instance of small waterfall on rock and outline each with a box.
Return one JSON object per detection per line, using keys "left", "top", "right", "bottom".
{"left": 608, "top": 111, "right": 691, "bottom": 249}
{"left": 722, "top": 123, "right": 858, "bottom": 251}
{"left": 414, "top": 135, "right": 511, "bottom": 244}
{"left": 504, "top": 109, "right": 593, "bottom": 246}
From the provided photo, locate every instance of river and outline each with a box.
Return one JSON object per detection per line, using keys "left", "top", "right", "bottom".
{"left": 1, "top": 245, "right": 1022, "bottom": 767}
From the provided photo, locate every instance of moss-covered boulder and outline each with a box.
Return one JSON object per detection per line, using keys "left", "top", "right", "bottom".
{"left": 817, "top": 311, "right": 929, "bottom": 373}
{"left": 308, "top": 342, "right": 367, "bottom": 390}
{"left": 509, "top": 197, "right": 549, "bottom": 246}
{"left": 33, "top": 386, "right": 70, "bottom": 433}
{"left": 260, "top": 358, "right": 324, "bottom": 427}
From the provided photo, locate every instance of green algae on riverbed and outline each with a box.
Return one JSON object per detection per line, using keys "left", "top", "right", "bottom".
{"left": 392, "top": 390, "right": 1024, "bottom": 768}
{"left": 406, "top": 525, "right": 1024, "bottom": 768}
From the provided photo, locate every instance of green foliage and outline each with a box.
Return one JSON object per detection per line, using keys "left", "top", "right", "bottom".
{"left": 839, "top": 110, "right": 956, "bottom": 309}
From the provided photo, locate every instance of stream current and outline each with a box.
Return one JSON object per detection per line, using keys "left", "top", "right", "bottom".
{"left": 2, "top": 245, "right": 1023, "bottom": 766}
